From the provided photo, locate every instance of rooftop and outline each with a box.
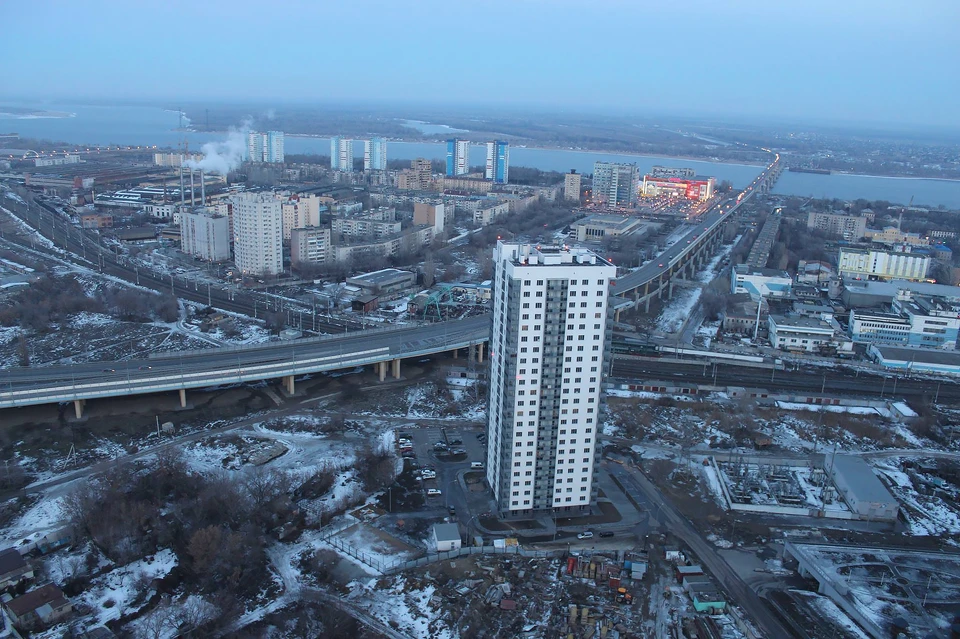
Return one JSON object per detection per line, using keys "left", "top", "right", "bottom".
{"left": 499, "top": 242, "right": 612, "bottom": 268}
{"left": 433, "top": 523, "right": 460, "bottom": 542}
{"left": 576, "top": 214, "right": 644, "bottom": 231}
{"left": 6, "top": 583, "right": 68, "bottom": 617}
{"left": 769, "top": 314, "right": 836, "bottom": 330}
{"left": 844, "top": 280, "right": 960, "bottom": 301}
{"left": 872, "top": 345, "right": 960, "bottom": 366}
{"left": 0, "top": 548, "right": 27, "bottom": 576}
{"left": 831, "top": 455, "right": 897, "bottom": 505}
{"left": 347, "top": 268, "right": 415, "bottom": 285}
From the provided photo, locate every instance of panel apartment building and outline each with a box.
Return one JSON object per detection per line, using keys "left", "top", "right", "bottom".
{"left": 806, "top": 211, "right": 867, "bottom": 239}
{"left": 232, "top": 193, "right": 283, "bottom": 276}
{"left": 486, "top": 242, "right": 616, "bottom": 517}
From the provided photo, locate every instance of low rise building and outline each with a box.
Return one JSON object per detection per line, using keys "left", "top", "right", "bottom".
{"left": 796, "top": 260, "right": 835, "bottom": 285}
{"left": 573, "top": 214, "right": 649, "bottom": 242}
{"left": 838, "top": 247, "right": 930, "bottom": 281}
{"left": 722, "top": 295, "right": 768, "bottom": 337}
{"left": 768, "top": 313, "right": 851, "bottom": 354}
{"left": 731, "top": 265, "right": 792, "bottom": 299}
{"left": 0, "top": 548, "right": 32, "bottom": 590}
{"left": 346, "top": 268, "right": 416, "bottom": 296}
{"left": 848, "top": 309, "right": 912, "bottom": 346}
{"left": 432, "top": 523, "right": 462, "bottom": 552}
{"left": 869, "top": 344, "right": 960, "bottom": 376}
{"left": 80, "top": 212, "right": 112, "bottom": 229}
{"left": 842, "top": 279, "right": 960, "bottom": 307}
{"left": 4, "top": 584, "right": 72, "bottom": 630}
{"left": 864, "top": 226, "right": 929, "bottom": 246}
{"left": 830, "top": 455, "right": 899, "bottom": 522}
{"left": 332, "top": 208, "right": 401, "bottom": 242}
{"left": 473, "top": 201, "right": 510, "bottom": 227}
{"left": 331, "top": 226, "right": 433, "bottom": 264}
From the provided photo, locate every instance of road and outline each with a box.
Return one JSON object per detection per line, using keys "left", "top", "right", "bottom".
{"left": 612, "top": 357, "right": 960, "bottom": 403}
{"left": 610, "top": 461, "right": 795, "bottom": 638}
{"left": 614, "top": 154, "right": 780, "bottom": 296}
{"left": 1, "top": 190, "right": 360, "bottom": 334}
{"left": 0, "top": 314, "right": 490, "bottom": 408}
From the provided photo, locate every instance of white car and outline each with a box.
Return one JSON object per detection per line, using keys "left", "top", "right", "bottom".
{"left": 426, "top": 488, "right": 442, "bottom": 496}
{"left": 577, "top": 531, "right": 594, "bottom": 540}
{"left": 420, "top": 471, "right": 436, "bottom": 480}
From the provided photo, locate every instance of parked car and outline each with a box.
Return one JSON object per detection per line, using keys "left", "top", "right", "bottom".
{"left": 427, "top": 488, "right": 442, "bottom": 496}
{"left": 434, "top": 442, "right": 449, "bottom": 450}
{"left": 471, "top": 462, "right": 484, "bottom": 470}
{"left": 577, "top": 531, "right": 594, "bottom": 540}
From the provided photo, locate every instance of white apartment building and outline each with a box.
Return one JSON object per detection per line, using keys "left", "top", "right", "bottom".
{"left": 473, "top": 201, "right": 510, "bottom": 226}
{"left": 290, "top": 226, "right": 332, "bottom": 268}
{"left": 232, "top": 193, "right": 283, "bottom": 276}
{"left": 838, "top": 247, "right": 930, "bottom": 281}
{"left": 486, "top": 242, "right": 616, "bottom": 517}
{"left": 564, "top": 171, "right": 581, "bottom": 202}
{"left": 330, "top": 137, "right": 354, "bottom": 171}
{"left": 180, "top": 208, "right": 231, "bottom": 262}
{"left": 806, "top": 211, "right": 867, "bottom": 239}
{"left": 281, "top": 193, "right": 321, "bottom": 241}
{"left": 364, "top": 138, "right": 387, "bottom": 171}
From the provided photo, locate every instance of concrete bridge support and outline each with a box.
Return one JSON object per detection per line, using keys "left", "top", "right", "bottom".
{"left": 378, "top": 360, "right": 388, "bottom": 382}
{"left": 476, "top": 342, "right": 485, "bottom": 363}
{"left": 179, "top": 388, "right": 187, "bottom": 408}
{"left": 283, "top": 375, "right": 295, "bottom": 395}
{"left": 391, "top": 358, "right": 401, "bottom": 379}
{"left": 73, "top": 399, "right": 85, "bottom": 419}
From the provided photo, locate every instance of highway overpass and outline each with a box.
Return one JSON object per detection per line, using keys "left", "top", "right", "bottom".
{"left": 0, "top": 315, "right": 491, "bottom": 417}
{"left": 612, "top": 154, "right": 782, "bottom": 314}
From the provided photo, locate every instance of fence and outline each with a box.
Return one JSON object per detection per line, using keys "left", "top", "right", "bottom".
{"left": 384, "top": 545, "right": 565, "bottom": 575}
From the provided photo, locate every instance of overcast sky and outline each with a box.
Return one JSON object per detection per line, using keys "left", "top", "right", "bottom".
{"left": 3, "top": 0, "right": 958, "bottom": 128}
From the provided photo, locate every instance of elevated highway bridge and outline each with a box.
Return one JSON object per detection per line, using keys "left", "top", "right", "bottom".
{"left": 0, "top": 156, "right": 783, "bottom": 417}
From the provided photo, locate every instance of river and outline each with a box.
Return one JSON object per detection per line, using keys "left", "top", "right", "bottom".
{"left": 2, "top": 103, "right": 958, "bottom": 208}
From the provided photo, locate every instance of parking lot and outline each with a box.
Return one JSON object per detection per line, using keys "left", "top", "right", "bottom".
{"left": 394, "top": 422, "right": 488, "bottom": 517}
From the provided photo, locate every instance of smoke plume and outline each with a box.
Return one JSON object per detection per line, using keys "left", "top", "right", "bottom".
{"left": 183, "top": 118, "right": 253, "bottom": 175}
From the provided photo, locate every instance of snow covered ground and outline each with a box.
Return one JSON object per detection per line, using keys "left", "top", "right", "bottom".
{"left": 79, "top": 549, "right": 179, "bottom": 626}
{"left": 655, "top": 236, "right": 739, "bottom": 334}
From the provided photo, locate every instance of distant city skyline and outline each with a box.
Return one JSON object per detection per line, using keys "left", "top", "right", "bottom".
{"left": 3, "top": 0, "right": 959, "bottom": 128}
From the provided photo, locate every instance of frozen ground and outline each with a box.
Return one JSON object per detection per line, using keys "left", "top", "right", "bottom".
{"left": 655, "top": 236, "right": 739, "bottom": 334}
{"left": 78, "top": 549, "right": 179, "bottom": 626}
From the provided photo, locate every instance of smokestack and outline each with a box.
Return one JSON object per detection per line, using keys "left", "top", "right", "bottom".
{"left": 179, "top": 161, "right": 185, "bottom": 206}
{"left": 190, "top": 168, "right": 196, "bottom": 206}
{"left": 200, "top": 170, "right": 206, "bottom": 205}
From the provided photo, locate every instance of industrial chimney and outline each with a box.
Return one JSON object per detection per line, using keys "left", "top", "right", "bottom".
{"left": 189, "top": 168, "right": 196, "bottom": 206}
{"left": 179, "top": 162, "right": 185, "bottom": 206}
{"left": 200, "top": 170, "right": 206, "bottom": 205}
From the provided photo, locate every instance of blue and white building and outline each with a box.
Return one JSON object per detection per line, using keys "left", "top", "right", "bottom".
{"left": 330, "top": 137, "right": 354, "bottom": 171}
{"left": 730, "top": 265, "right": 792, "bottom": 300}
{"left": 246, "top": 131, "right": 284, "bottom": 163}
{"left": 485, "top": 140, "right": 509, "bottom": 184}
{"left": 446, "top": 138, "right": 470, "bottom": 176}
{"left": 364, "top": 137, "right": 387, "bottom": 171}
{"left": 849, "top": 294, "right": 960, "bottom": 350}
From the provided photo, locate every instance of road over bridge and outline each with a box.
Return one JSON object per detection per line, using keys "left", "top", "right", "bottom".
{"left": 0, "top": 315, "right": 491, "bottom": 417}
{"left": 612, "top": 154, "right": 782, "bottom": 314}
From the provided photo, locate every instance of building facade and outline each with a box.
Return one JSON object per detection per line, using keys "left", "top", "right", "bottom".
{"left": 246, "top": 131, "right": 284, "bottom": 163}
{"left": 280, "top": 193, "right": 322, "bottom": 241}
{"left": 413, "top": 202, "right": 445, "bottom": 233}
{"left": 485, "top": 141, "right": 509, "bottom": 184}
{"left": 564, "top": 170, "right": 581, "bottom": 202}
{"left": 330, "top": 137, "right": 354, "bottom": 171}
{"left": 593, "top": 162, "right": 639, "bottom": 207}
{"left": 290, "top": 226, "right": 332, "bottom": 269}
{"left": 486, "top": 242, "right": 615, "bottom": 517}
{"left": 806, "top": 211, "right": 867, "bottom": 239}
{"left": 446, "top": 138, "right": 470, "bottom": 176}
{"left": 731, "top": 265, "right": 793, "bottom": 299}
{"left": 232, "top": 193, "right": 283, "bottom": 276}
{"left": 180, "top": 208, "right": 231, "bottom": 262}
{"left": 364, "top": 137, "right": 387, "bottom": 171}
{"left": 838, "top": 247, "right": 930, "bottom": 281}
{"left": 473, "top": 201, "right": 510, "bottom": 227}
